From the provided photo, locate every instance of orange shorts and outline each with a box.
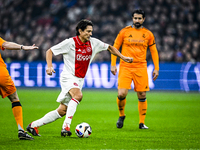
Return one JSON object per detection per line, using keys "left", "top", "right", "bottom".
{"left": 0, "top": 67, "right": 16, "bottom": 98}
{"left": 118, "top": 66, "right": 149, "bottom": 92}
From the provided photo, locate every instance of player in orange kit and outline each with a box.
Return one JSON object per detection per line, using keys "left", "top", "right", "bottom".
{"left": 0, "top": 37, "right": 38, "bottom": 140}
{"left": 111, "top": 9, "right": 159, "bottom": 129}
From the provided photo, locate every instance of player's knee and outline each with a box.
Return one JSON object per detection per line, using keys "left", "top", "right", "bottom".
{"left": 60, "top": 111, "right": 66, "bottom": 117}
{"left": 8, "top": 92, "right": 19, "bottom": 102}
{"left": 137, "top": 92, "right": 146, "bottom": 99}
{"left": 118, "top": 92, "right": 127, "bottom": 99}
{"left": 57, "top": 104, "right": 67, "bottom": 116}
{"left": 118, "top": 92, "right": 126, "bottom": 100}
{"left": 74, "top": 93, "right": 83, "bottom": 102}
{"left": 118, "top": 89, "right": 128, "bottom": 99}
{"left": 57, "top": 109, "right": 66, "bottom": 117}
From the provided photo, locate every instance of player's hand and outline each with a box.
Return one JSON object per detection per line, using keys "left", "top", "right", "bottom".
{"left": 46, "top": 67, "right": 56, "bottom": 75}
{"left": 22, "top": 44, "right": 39, "bottom": 50}
{"left": 122, "top": 56, "right": 133, "bottom": 63}
{"left": 153, "top": 70, "right": 159, "bottom": 81}
{"left": 111, "top": 66, "right": 117, "bottom": 75}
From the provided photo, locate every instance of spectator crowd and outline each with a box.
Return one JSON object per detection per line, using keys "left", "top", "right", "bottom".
{"left": 0, "top": 0, "right": 199, "bottom": 63}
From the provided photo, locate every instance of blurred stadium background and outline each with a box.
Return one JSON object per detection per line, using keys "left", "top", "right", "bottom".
{"left": 0, "top": 0, "right": 200, "bottom": 92}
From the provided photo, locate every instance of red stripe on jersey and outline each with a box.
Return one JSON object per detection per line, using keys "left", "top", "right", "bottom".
{"left": 73, "top": 36, "right": 92, "bottom": 78}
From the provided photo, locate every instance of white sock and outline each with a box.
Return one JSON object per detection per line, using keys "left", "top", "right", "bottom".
{"left": 18, "top": 124, "right": 23, "bottom": 131}
{"left": 62, "top": 98, "right": 79, "bottom": 129}
{"left": 31, "top": 110, "right": 62, "bottom": 128}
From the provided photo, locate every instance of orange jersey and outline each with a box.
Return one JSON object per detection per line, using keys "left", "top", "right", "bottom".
{"left": 111, "top": 26, "right": 159, "bottom": 70}
{"left": 0, "top": 37, "right": 7, "bottom": 68}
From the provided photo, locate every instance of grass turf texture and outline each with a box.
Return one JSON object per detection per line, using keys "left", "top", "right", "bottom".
{"left": 0, "top": 89, "right": 199, "bottom": 150}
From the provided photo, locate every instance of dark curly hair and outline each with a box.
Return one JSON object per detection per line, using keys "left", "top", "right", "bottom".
{"left": 76, "top": 19, "right": 93, "bottom": 36}
{"left": 132, "top": 9, "right": 145, "bottom": 18}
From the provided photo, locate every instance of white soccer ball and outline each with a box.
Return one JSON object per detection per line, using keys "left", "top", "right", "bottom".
{"left": 75, "top": 122, "right": 92, "bottom": 138}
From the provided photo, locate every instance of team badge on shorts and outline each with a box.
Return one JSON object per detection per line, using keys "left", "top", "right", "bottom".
{"left": 74, "top": 82, "right": 78, "bottom": 86}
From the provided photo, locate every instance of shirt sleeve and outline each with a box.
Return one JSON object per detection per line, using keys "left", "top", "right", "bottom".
{"left": 51, "top": 38, "right": 72, "bottom": 56}
{"left": 0, "top": 37, "right": 6, "bottom": 50}
{"left": 111, "top": 29, "right": 124, "bottom": 66}
{"left": 148, "top": 32, "right": 156, "bottom": 47}
{"left": 91, "top": 38, "right": 109, "bottom": 53}
{"left": 113, "top": 29, "right": 124, "bottom": 50}
{"left": 149, "top": 33, "right": 159, "bottom": 70}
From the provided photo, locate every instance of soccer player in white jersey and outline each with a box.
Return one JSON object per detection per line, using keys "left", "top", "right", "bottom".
{"left": 26, "top": 19, "right": 133, "bottom": 137}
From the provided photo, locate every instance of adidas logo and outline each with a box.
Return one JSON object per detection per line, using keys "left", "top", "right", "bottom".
{"left": 129, "top": 35, "right": 132, "bottom": 37}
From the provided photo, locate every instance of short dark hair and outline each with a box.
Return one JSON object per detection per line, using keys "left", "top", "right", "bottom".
{"left": 76, "top": 19, "right": 93, "bottom": 36}
{"left": 132, "top": 9, "right": 145, "bottom": 18}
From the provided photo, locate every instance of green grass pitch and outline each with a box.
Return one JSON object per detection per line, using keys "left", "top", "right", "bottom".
{"left": 0, "top": 89, "right": 200, "bottom": 149}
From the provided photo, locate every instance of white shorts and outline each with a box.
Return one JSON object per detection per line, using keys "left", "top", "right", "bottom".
{"left": 56, "top": 73, "right": 84, "bottom": 106}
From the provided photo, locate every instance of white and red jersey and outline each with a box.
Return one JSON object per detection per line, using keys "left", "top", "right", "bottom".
{"left": 51, "top": 36, "right": 109, "bottom": 78}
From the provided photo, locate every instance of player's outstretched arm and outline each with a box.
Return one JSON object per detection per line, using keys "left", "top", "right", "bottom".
{"left": 2, "top": 42, "right": 38, "bottom": 50}
{"left": 107, "top": 45, "right": 133, "bottom": 63}
{"left": 46, "top": 49, "right": 55, "bottom": 75}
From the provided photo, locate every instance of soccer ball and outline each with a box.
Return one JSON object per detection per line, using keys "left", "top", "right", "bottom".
{"left": 75, "top": 122, "right": 92, "bottom": 138}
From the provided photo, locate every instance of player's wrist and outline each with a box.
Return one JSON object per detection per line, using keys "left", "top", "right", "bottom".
{"left": 121, "top": 55, "right": 125, "bottom": 60}
{"left": 20, "top": 45, "right": 24, "bottom": 50}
